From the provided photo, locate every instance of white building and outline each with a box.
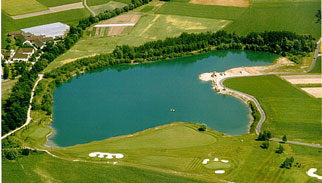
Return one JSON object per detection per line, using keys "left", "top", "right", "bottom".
{"left": 21, "top": 22, "right": 70, "bottom": 38}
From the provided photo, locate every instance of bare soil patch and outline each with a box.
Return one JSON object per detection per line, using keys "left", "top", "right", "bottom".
{"left": 280, "top": 75, "right": 322, "bottom": 84}
{"left": 11, "top": 2, "right": 84, "bottom": 19}
{"left": 300, "top": 87, "right": 322, "bottom": 98}
{"left": 189, "top": 0, "right": 249, "bottom": 7}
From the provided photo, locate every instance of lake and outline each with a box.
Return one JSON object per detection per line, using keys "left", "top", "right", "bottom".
{"left": 48, "top": 50, "right": 279, "bottom": 147}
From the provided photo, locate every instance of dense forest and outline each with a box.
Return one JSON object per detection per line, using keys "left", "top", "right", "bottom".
{"left": 1, "top": 0, "right": 316, "bottom": 139}
{"left": 1, "top": 0, "right": 152, "bottom": 135}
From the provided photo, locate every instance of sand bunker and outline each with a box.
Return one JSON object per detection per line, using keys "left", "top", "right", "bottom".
{"left": 214, "top": 158, "right": 219, "bottom": 161}
{"left": 301, "top": 87, "right": 322, "bottom": 98}
{"left": 280, "top": 75, "right": 322, "bottom": 84}
{"left": 307, "top": 168, "right": 322, "bottom": 180}
{"left": 202, "top": 159, "right": 210, "bottom": 164}
{"left": 221, "top": 160, "right": 229, "bottom": 163}
{"left": 215, "top": 170, "right": 225, "bottom": 174}
{"left": 89, "top": 152, "right": 124, "bottom": 159}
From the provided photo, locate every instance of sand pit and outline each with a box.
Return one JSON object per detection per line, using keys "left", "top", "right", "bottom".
{"left": 307, "top": 168, "right": 322, "bottom": 180}
{"left": 214, "top": 158, "right": 219, "bottom": 161}
{"left": 199, "top": 73, "right": 214, "bottom": 81}
{"left": 300, "top": 87, "right": 322, "bottom": 98}
{"left": 189, "top": 0, "right": 249, "bottom": 7}
{"left": 202, "top": 159, "right": 210, "bottom": 164}
{"left": 89, "top": 152, "right": 124, "bottom": 159}
{"left": 221, "top": 160, "right": 229, "bottom": 163}
{"left": 214, "top": 170, "right": 225, "bottom": 174}
{"left": 280, "top": 75, "right": 322, "bottom": 84}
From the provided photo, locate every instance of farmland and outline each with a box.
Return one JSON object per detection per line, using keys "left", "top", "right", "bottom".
{"left": 87, "top": 0, "right": 132, "bottom": 6}
{"left": 1, "top": 79, "right": 18, "bottom": 101}
{"left": 45, "top": 13, "right": 230, "bottom": 72}
{"left": 224, "top": 75, "right": 322, "bottom": 144}
{"left": 89, "top": 1, "right": 128, "bottom": 15}
{"left": 2, "top": 0, "right": 48, "bottom": 16}
{"left": 224, "top": 1, "right": 321, "bottom": 39}
{"left": 36, "top": 0, "right": 81, "bottom": 7}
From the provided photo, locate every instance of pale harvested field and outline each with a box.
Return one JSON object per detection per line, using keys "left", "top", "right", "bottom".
{"left": 301, "top": 87, "right": 322, "bottom": 98}
{"left": 11, "top": 2, "right": 84, "bottom": 19}
{"left": 189, "top": 0, "right": 249, "bottom": 7}
{"left": 281, "top": 75, "right": 322, "bottom": 84}
{"left": 96, "top": 13, "right": 141, "bottom": 36}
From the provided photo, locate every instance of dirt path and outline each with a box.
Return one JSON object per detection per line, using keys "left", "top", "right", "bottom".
{"left": 1, "top": 74, "right": 43, "bottom": 140}
{"left": 11, "top": 2, "right": 84, "bottom": 19}
{"left": 84, "top": 0, "right": 96, "bottom": 16}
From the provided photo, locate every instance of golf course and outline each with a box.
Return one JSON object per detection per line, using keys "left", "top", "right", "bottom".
{"left": 1, "top": 0, "right": 321, "bottom": 182}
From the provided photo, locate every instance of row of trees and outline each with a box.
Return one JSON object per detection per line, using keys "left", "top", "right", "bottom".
{"left": 1, "top": 0, "right": 152, "bottom": 135}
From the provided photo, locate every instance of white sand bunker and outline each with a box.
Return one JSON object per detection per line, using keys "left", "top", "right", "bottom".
{"left": 221, "top": 160, "right": 229, "bottom": 163}
{"left": 202, "top": 159, "right": 210, "bottom": 164}
{"left": 215, "top": 170, "right": 225, "bottom": 174}
{"left": 307, "top": 168, "right": 322, "bottom": 180}
{"left": 214, "top": 158, "right": 219, "bottom": 161}
{"left": 89, "top": 152, "right": 124, "bottom": 159}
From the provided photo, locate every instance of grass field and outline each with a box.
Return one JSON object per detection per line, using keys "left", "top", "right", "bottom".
{"left": 2, "top": 0, "right": 48, "bottom": 16}
{"left": 224, "top": 75, "right": 322, "bottom": 144}
{"left": 36, "top": 0, "right": 81, "bottom": 7}
{"left": 1, "top": 79, "right": 18, "bottom": 101}
{"left": 140, "top": 6, "right": 154, "bottom": 12}
{"left": 87, "top": 0, "right": 131, "bottom": 6}
{"left": 224, "top": 1, "right": 321, "bottom": 39}
{"left": 5, "top": 122, "right": 321, "bottom": 183}
{"left": 156, "top": 2, "right": 247, "bottom": 20}
{"left": 44, "top": 13, "right": 230, "bottom": 72}
{"left": 309, "top": 56, "right": 321, "bottom": 73}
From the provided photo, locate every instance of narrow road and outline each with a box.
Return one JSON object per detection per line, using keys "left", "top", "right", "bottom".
{"left": 83, "top": 0, "right": 96, "bottom": 16}
{"left": 1, "top": 74, "right": 44, "bottom": 140}
{"left": 270, "top": 138, "right": 322, "bottom": 148}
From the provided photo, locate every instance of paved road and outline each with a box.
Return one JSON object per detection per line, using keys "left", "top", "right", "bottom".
{"left": 1, "top": 74, "right": 43, "bottom": 140}
{"left": 84, "top": 0, "right": 96, "bottom": 16}
{"left": 270, "top": 138, "right": 322, "bottom": 148}
{"left": 217, "top": 39, "right": 321, "bottom": 146}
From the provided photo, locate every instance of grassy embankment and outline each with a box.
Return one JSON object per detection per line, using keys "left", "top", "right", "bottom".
{"left": 224, "top": 75, "right": 321, "bottom": 144}
{"left": 4, "top": 122, "right": 322, "bottom": 183}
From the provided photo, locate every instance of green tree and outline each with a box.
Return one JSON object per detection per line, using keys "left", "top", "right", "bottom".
{"left": 3, "top": 64, "right": 9, "bottom": 79}
{"left": 261, "top": 141, "right": 269, "bottom": 149}
{"left": 198, "top": 123, "right": 207, "bottom": 131}
{"left": 5, "top": 149, "right": 18, "bottom": 160}
{"left": 281, "top": 157, "right": 294, "bottom": 169}
{"left": 276, "top": 144, "right": 284, "bottom": 154}
{"left": 282, "top": 135, "right": 287, "bottom": 143}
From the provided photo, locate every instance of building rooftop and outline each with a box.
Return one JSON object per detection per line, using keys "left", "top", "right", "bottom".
{"left": 21, "top": 22, "right": 70, "bottom": 38}
{"left": 17, "top": 48, "right": 34, "bottom": 53}
{"left": 13, "top": 53, "right": 29, "bottom": 59}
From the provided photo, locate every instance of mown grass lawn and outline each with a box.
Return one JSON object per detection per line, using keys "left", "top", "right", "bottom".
{"left": 224, "top": 1, "right": 321, "bottom": 39}
{"left": 1, "top": 79, "right": 18, "bottom": 101}
{"left": 224, "top": 75, "right": 321, "bottom": 144}
{"left": 309, "top": 56, "right": 321, "bottom": 74}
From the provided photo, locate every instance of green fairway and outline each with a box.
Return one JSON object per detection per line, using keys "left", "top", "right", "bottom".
{"left": 224, "top": 1, "right": 321, "bottom": 39}
{"left": 2, "top": 152, "right": 209, "bottom": 183}
{"left": 224, "top": 75, "right": 321, "bottom": 144}
{"left": 156, "top": 2, "right": 247, "bottom": 20}
{"left": 36, "top": 0, "right": 81, "bottom": 7}
{"left": 45, "top": 13, "right": 230, "bottom": 72}
{"left": 87, "top": 0, "right": 131, "bottom": 6}
{"left": 2, "top": 0, "right": 48, "bottom": 16}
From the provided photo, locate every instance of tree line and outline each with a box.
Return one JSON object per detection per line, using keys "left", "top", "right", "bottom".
{"left": 1, "top": 0, "right": 151, "bottom": 135}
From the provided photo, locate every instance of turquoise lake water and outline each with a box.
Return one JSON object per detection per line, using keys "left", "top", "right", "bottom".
{"left": 49, "top": 50, "right": 279, "bottom": 147}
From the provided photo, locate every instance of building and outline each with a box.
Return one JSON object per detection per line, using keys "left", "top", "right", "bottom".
{"left": 17, "top": 48, "right": 34, "bottom": 57}
{"left": 21, "top": 22, "right": 70, "bottom": 38}
{"left": 12, "top": 53, "right": 29, "bottom": 61}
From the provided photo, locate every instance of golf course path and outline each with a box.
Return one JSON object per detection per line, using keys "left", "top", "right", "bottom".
{"left": 212, "top": 38, "right": 321, "bottom": 145}
{"left": 84, "top": 0, "right": 96, "bottom": 16}
{"left": 270, "top": 138, "right": 322, "bottom": 148}
{"left": 1, "top": 74, "right": 44, "bottom": 140}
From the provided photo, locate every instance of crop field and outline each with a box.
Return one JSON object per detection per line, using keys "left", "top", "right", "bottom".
{"left": 155, "top": 2, "right": 247, "bottom": 20}
{"left": 45, "top": 13, "right": 230, "bottom": 72}
{"left": 2, "top": 0, "right": 48, "bottom": 16}
{"left": 36, "top": 0, "right": 81, "bottom": 7}
{"left": 224, "top": 75, "right": 322, "bottom": 144}
{"left": 1, "top": 79, "right": 18, "bottom": 101}
{"left": 310, "top": 57, "right": 321, "bottom": 73}
{"left": 224, "top": 1, "right": 321, "bottom": 39}
{"left": 90, "top": 1, "right": 128, "bottom": 15}
{"left": 87, "top": 0, "right": 131, "bottom": 6}
{"left": 189, "top": 0, "right": 250, "bottom": 7}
